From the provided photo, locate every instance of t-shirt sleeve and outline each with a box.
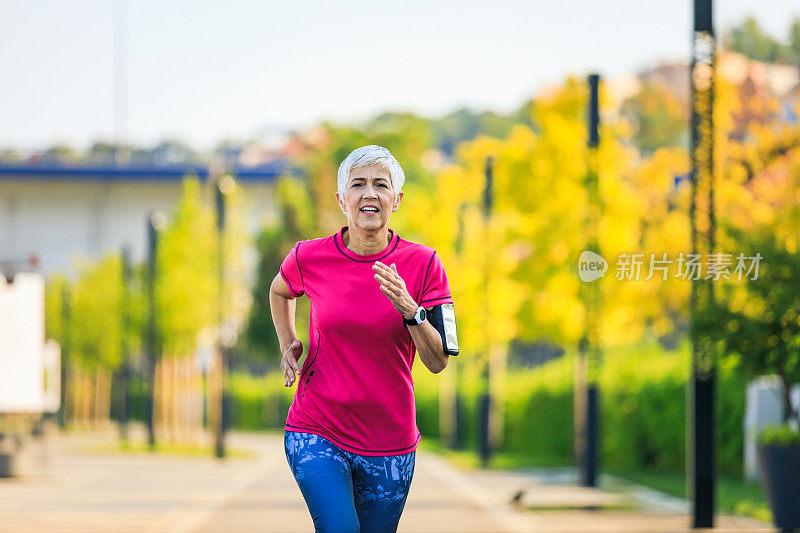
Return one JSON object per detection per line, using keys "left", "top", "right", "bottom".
{"left": 419, "top": 251, "right": 453, "bottom": 307}
{"left": 279, "top": 242, "right": 305, "bottom": 297}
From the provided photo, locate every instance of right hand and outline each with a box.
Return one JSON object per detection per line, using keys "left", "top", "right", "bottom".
{"left": 280, "top": 339, "right": 303, "bottom": 387}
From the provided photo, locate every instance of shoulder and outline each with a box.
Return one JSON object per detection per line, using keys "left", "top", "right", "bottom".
{"left": 395, "top": 236, "right": 443, "bottom": 271}
{"left": 288, "top": 234, "right": 337, "bottom": 273}
{"left": 294, "top": 233, "right": 336, "bottom": 254}
{"left": 396, "top": 236, "right": 437, "bottom": 258}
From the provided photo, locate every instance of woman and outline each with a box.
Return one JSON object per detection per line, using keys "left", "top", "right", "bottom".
{"left": 269, "top": 145, "right": 458, "bottom": 532}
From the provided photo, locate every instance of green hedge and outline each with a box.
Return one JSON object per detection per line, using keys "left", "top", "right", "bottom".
{"left": 124, "top": 341, "right": 746, "bottom": 477}
{"left": 408, "top": 341, "right": 746, "bottom": 477}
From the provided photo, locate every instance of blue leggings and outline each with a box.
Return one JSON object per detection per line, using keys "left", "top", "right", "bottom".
{"left": 284, "top": 431, "right": 415, "bottom": 533}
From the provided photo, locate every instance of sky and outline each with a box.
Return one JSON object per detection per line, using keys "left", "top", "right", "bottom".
{"left": 1, "top": 0, "right": 798, "bottom": 152}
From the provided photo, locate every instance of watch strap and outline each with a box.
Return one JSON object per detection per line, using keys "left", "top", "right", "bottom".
{"left": 403, "top": 306, "right": 425, "bottom": 325}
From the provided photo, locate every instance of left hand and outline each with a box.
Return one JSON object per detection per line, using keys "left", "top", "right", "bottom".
{"left": 373, "top": 261, "right": 418, "bottom": 320}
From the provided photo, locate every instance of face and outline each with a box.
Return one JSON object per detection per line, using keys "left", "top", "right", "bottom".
{"left": 337, "top": 164, "right": 403, "bottom": 232}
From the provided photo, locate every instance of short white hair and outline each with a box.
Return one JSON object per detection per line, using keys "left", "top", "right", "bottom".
{"left": 336, "top": 145, "right": 405, "bottom": 196}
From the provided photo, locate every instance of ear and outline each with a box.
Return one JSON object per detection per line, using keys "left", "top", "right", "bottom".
{"left": 392, "top": 191, "right": 404, "bottom": 212}
{"left": 335, "top": 191, "right": 347, "bottom": 214}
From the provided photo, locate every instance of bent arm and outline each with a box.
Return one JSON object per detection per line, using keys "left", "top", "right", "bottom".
{"left": 269, "top": 273, "right": 299, "bottom": 353}
{"left": 408, "top": 308, "right": 448, "bottom": 374}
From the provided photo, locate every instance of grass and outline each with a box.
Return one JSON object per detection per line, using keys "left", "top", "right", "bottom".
{"left": 418, "top": 439, "right": 772, "bottom": 523}
{"left": 417, "top": 438, "right": 571, "bottom": 470}
{"left": 607, "top": 468, "right": 772, "bottom": 523}
{"left": 88, "top": 439, "right": 255, "bottom": 459}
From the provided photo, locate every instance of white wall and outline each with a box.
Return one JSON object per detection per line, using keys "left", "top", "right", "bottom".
{"left": 0, "top": 273, "right": 45, "bottom": 413}
{"left": 0, "top": 178, "right": 277, "bottom": 279}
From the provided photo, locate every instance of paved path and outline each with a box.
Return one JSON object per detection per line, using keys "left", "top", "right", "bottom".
{"left": 0, "top": 428, "right": 773, "bottom": 532}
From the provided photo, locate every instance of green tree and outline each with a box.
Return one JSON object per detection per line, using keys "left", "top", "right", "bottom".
{"left": 788, "top": 17, "right": 800, "bottom": 61}
{"left": 696, "top": 226, "right": 800, "bottom": 425}
{"left": 45, "top": 275, "right": 69, "bottom": 343}
{"left": 42, "top": 144, "right": 79, "bottom": 163}
{"left": 240, "top": 176, "right": 314, "bottom": 368}
{"left": 69, "top": 255, "right": 124, "bottom": 371}
{"left": 156, "top": 177, "right": 218, "bottom": 358}
{"left": 726, "top": 16, "right": 784, "bottom": 63}
{"left": 432, "top": 108, "right": 522, "bottom": 157}
{"left": 621, "top": 82, "right": 686, "bottom": 153}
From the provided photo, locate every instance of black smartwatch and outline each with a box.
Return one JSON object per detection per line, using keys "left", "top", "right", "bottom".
{"left": 403, "top": 305, "right": 426, "bottom": 326}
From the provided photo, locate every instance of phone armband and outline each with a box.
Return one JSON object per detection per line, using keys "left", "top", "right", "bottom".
{"left": 427, "top": 303, "right": 459, "bottom": 356}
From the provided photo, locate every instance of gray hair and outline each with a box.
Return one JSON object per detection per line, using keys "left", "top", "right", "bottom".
{"left": 336, "top": 145, "right": 405, "bottom": 196}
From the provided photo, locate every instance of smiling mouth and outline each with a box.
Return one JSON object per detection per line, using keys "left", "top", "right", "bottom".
{"left": 360, "top": 207, "right": 379, "bottom": 214}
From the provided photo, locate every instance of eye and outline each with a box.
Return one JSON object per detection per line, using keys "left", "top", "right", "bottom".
{"left": 377, "top": 183, "right": 388, "bottom": 188}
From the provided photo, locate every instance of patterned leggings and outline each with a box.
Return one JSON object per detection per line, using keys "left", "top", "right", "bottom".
{"left": 284, "top": 431, "right": 416, "bottom": 533}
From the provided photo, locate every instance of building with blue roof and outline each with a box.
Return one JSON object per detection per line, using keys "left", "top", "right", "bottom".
{"left": 0, "top": 161, "right": 293, "bottom": 276}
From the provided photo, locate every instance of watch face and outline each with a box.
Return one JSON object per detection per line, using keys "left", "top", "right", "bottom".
{"left": 418, "top": 308, "right": 426, "bottom": 322}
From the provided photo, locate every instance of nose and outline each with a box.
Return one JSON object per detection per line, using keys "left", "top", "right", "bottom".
{"left": 362, "top": 182, "right": 378, "bottom": 198}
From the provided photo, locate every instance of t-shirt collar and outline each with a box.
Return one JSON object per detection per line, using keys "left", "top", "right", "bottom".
{"left": 334, "top": 226, "right": 399, "bottom": 262}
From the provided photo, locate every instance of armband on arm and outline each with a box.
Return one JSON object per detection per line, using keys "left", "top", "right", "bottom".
{"left": 427, "top": 303, "right": 459, "bottom": 356}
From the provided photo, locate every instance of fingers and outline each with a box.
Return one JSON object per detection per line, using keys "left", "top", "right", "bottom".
{"left": 371, "top": 261, "right": 392, "bottom": 274}
{"left": 281, "top": 358, "right": 295, "bottom": 387}
{"left": 379, "top": 284, "right": 398, "bottom": 299}
{"left": 283, "top": 360, "right": 297, "bottom": 387}
{"left": 372, "top": 261, "right": 398, "bottom": 279}
{"left": 373, "top": 262, "right": 404, "bottom": 289}
{"left": 287, "top": 352, "right": 301, "bottom": 374}
{"left": 373, "top": 262, "right": 410, "bottom": 312}
{"left": 289, "top": 340, "right": 303, "bottom": 372}
{"left": 281, "top": 340, "right": 303, "bottom": 387}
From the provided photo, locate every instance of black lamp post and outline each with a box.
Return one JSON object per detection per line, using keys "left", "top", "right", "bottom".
{"left": 478, "top": 157, "right": 493, "bottom": 466}
{"left": 146, "top": 210, "right": 167, "bottom": 448}
{"left": 215, "top": 174, "right": 236, "bottom": 459}
{"left": 119, "top": 245, "right": 132, "bottom": 443}
{"left": 577, "top": 73, "right": 602, "bottom": 488}
{"left": 689, "top": 0, "right": 716, "bottom": 527}
{"left": 451, "top": 203, "right": 469, "bottom": 450}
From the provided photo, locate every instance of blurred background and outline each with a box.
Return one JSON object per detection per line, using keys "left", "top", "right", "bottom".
{"left": 1, "top": 1, "right": 800, "bottom": 531}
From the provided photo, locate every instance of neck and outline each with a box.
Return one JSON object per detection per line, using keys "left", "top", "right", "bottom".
{"left": 343, "top": 226, "right": 391, "bottom": 255}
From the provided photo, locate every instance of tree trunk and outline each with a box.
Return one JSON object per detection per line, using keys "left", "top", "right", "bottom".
{"left": 183, "top": 356, "right": 196, "bottom": 445}
{"left": 92, "top": 368, "right": 103, "bottom": 430}
{"left": 101, "top": 369, "right": 111, "bottom": 428}
{"left": 207, "top": 352, "right": 221, "bottom": 449}
{"left": 193, "top": 356, "right": 204, "bottom": 444}
{"left": 66, "top": 371, "right": 75, "bottom": 426}
{"left": 172, "top": 357, "right": 179, "bottom": 443}
{"left": 153, "top": 358, "right": 162, "bottom": 441}
{"left": 780, "top": 372, "right": 798, "bottom": 423}
{"left": 489, "top": 343, "right": 507, "bottom": 449}
{"left": 163, "top": 357, "right": 172, "bottom": 443}
{"left": 72, "top": 371, "right": 80, "bottom": 426}
{"left": 81, "top": 371, "right": 91, "bottom": 428}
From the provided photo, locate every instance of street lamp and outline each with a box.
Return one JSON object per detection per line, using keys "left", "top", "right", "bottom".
{"left": 146, "top": 210, "right": 167, "bottom": 448}
{"left": 577, "top": 73, "right": 602, "bottom": 488}
{"left": 450, "top": 203, "right": 469, "bottom": 449}
{"left": 58, "top": 285, "right": 71, "bottom": 429}
{"left": 215, "top": 173, "right": 236, "bottom": 459}
{"left": 479, "top": 157, "right": 493, "bottom": 466}
{"left": 689, "top": 0, "right": 717, "bottom": 527}
{"left": 119, "top": 245, "right": 132, "bottom": 444}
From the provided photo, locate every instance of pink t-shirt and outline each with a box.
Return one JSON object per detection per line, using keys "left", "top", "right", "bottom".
{"left": 280, "top": 226, "right": 453, "bottom": 456}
